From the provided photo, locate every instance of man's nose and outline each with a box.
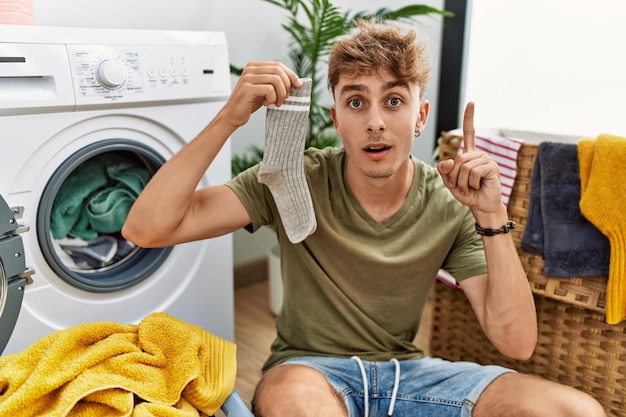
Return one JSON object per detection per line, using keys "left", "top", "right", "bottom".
{"left": 366, "top": 107, "right": 385, "bottom": 133}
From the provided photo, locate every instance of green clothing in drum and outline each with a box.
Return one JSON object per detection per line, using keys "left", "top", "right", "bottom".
{"left": 226, "top": 147, "right": 486, "bottom": 370}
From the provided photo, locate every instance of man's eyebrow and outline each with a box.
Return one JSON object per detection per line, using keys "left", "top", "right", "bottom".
{"left": 338, "top": 80, "right": 409, "bottom": 97}
{"left": 384, "top": 80, "right": 409, "bottom": 90}
{"left": 338, "top": 84, "right": 368, "bottom": 96}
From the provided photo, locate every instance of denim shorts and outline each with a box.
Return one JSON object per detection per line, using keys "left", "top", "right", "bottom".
{"left": 280, "top": 356, "right": 514, "bottom": 417}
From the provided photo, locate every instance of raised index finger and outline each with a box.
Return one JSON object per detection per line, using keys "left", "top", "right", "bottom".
{"left": 463, "top": 101, "right": 476, "bottom": 152}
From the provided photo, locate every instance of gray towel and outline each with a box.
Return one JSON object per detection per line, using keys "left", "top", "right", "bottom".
{"left": 520, "top": 141, "right": 609, "bottom": 277}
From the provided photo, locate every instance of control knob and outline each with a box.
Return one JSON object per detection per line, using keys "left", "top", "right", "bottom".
{"left": 95, "top": 58, "right": 127, "bottom": 89}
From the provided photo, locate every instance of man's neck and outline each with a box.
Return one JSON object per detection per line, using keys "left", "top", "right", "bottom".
{"left": 347, "top": 158, "right": 414, "bottom": 223}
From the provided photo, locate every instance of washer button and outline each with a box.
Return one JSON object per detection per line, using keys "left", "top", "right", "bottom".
{"left": 95, "top": 58, "right": 127, "bottom": 89}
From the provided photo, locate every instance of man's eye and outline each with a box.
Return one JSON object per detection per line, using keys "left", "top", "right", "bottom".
{"left": 388, "top": 97, "right": 402, "bottom": 107}
{"left": 348, "top": 99, "right": 362, "bottom": 109}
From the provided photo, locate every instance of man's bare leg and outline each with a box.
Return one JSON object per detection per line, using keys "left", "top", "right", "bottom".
{"left": 252, "top": 364, "right": 348, "bottom": 417}
{"left": 473, "top": 373, "right": 606, "bottom": 417}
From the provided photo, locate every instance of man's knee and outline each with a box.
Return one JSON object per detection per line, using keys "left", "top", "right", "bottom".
{"left": 252, "top": 364, "right": 347, "bottom": 417}
{"left": 474, "top": 372, "right": 606, "bottom": 417}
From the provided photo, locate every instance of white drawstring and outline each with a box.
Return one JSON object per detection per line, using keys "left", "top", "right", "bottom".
{"left": 351, "top": 357, "right": 401, "bottom": 417}
{"left": 351, "top": 356, "right": 369, "bottom": 417}
{"left": 388, "top": 358, "right": 401, "bottom": 416}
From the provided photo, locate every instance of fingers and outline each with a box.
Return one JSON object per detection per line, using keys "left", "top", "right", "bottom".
{"left": 457, "top": 157, "right": 491, "bottom": 192}
{"left": 240, "top": 61, "right": 301, "bottom": 107}
{"left": 225, "top": 61, "right": 302, "bottom": 127}
{"left": 441, "top": 102, "right": 503, "bottom": 206}
{"left": 463, "top": 101, "right": 476, "bottom": 152}
{"left": 440, "top": 154, "right": 492, "bottom": 196}
{"left": 437, "top": 159, "right": 454, "bottom": 176}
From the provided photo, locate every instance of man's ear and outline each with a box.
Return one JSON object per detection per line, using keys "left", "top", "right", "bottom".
{"left": 415, "top": 100, "right": 430, "bottom": 134}
{"left": 330, "top": 105, "right": 340, "bottom": 135}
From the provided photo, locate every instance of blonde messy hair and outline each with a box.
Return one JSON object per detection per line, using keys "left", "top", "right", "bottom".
{"left": 327, "top": 19, "right": 430, "bottom": 99}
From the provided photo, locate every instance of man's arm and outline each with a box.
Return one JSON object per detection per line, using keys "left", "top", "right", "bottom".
{"left": 122, "top": 61, "right": 303, "bottom": 248}
{"left": 437, "top": 102, "right": 537, "bottom": 360}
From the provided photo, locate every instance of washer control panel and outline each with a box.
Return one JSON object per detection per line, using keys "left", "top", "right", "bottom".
{"left": 68, "top": 43, "right": 230, "bottom": 106}
{"left": 0, "top": 27, "right": 231, "bottom": 114}
{"left": 71, "top": 47, "right": 142, "bottom": 97}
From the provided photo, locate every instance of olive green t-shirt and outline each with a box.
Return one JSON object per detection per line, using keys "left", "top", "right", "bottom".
{"left": 226, "top": 147, "right": 486, "bottom": 370}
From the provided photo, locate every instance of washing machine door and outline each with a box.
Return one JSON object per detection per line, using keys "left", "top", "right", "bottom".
{"left": 0, "top": 195, "right": 32, "bottom": 355}
{"left": 36, "top": 139, "right": 172, "bottom": 292}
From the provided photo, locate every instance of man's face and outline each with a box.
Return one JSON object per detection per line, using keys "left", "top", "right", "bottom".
{"left": 331, "top": 71, "right": 428, "bottom": 180}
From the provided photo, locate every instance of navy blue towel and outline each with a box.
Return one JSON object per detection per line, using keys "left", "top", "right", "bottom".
{"left": 520, "top": 141, "right": 610, "bottom": 277}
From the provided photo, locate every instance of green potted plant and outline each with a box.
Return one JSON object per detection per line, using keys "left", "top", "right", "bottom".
{"left": 231, "top": 0, "right": 453, "bottom": 176}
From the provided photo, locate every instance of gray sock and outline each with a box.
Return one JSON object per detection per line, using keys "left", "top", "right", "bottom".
{"left": 257, "top": 78, "right": 316, "bottom": 244}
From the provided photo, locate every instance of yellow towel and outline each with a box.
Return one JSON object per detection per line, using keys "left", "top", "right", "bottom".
{"left": 578, "top": 134, "right": 626, "bottom": 324}
{"left": 0, "top": 312, "right": 237, "bottom": 417}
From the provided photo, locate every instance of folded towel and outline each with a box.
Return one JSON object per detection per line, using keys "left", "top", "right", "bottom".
{"left": 521, "top": 141, "right": 610, "bottom": 277}
{"left": 579, "top": 134, "right": 626, "bottom": 324}
{"left": 0, "top": 312, "right": 237, "bottom": 417}
{"left": 461, "top": 134, "right": 524, "bottom": 205}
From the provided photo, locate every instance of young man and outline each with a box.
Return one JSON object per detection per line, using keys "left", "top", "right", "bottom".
{"left": 123, "top": 20, "right": 605, "bottom": 417}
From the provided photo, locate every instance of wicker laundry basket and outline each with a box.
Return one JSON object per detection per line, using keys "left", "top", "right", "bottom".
{"left": 430, "top": 139, "right": 626, "bottom": 416}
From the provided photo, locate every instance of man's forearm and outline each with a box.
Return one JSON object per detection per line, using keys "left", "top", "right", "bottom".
{"left": 122, "top": 112, "right": 234, "bottom": 247}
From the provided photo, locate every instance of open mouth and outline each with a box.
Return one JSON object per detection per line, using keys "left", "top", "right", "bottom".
{"left": 365, "top": 145, "right": 390, "bottom": 153}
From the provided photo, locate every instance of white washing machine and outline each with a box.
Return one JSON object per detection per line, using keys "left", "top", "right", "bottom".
{"left": 0, "top": 24, "right": 234, "bottom": 354}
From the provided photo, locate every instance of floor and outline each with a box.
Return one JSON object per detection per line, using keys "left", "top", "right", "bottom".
{"left": 233, "top": 279, "right": 433, "bottom": 409}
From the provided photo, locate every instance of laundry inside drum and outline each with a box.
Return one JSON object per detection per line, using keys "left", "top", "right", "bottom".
{"left": 49, "top": 150, "right": 149, "bottom": 273}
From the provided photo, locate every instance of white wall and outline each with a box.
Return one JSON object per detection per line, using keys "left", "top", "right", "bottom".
{"left": 30, "top": 0, "right": 446, "bottom": 266}
{"left": 463, "top": 0, "right": 626, "bottom": 140}
{"left": 32, "top": 0, "right": 208, "bottom": 29}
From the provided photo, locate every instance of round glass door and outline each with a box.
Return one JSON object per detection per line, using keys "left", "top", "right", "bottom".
{"left": 37, "top": 139, "right": 172, "bottom": 292}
